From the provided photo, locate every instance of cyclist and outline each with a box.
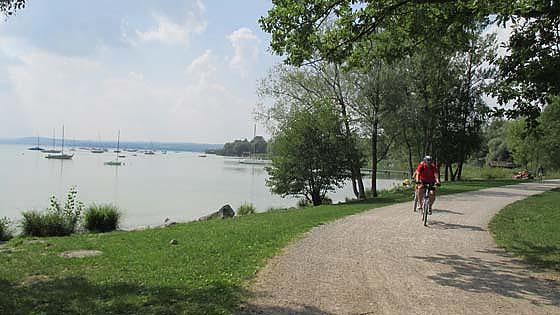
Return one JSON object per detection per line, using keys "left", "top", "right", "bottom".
{"left": 415, "top": 155, "right": 441, "bottom": 214}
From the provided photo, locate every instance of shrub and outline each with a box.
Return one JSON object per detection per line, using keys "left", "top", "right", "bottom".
{"left": 21, "top": 211, "right": 76, "bottom": 237}
{"left": 266, "top": 207, "right": 287, "bottom": 213}
{"left": 21, "top": 187, "right": 84, "bottom": 237}
{"left": 321, "top": 196, "right": 333, "bottom": 205}
{"left": 297, "top": 198, "right": 310, "bottom": 208}
{"left": 237, "top": 203, "right": 256, "bottom": 216}
{"left": 0, "top": 217, "right": 13, "bottom": 241}
{"left": 84, "top": 204, "right": 121, "bottom": 232}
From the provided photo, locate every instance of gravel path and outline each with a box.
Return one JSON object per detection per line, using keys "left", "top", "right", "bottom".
{"left": 239, "top": 181, "right": 560, "bottom": 315}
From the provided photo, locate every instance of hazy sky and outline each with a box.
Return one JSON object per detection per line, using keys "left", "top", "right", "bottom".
{"left": 0, "top": 0, "right": 279, "bottom": 143}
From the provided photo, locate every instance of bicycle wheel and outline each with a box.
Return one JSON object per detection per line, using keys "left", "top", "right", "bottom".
{"left": 422, "top": 197, "right": 429, "bottom": 226}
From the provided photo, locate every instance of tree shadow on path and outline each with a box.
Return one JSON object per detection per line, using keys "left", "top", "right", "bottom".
{"left": 431, "top": 209, "right": 464, "bottom": 215}
{"left": 428, "top": 220, "right": 486, "bottom": 232}
{"left": 237, "top": 303, "right": 334, "bottom": 315}
{"left": 413, "top": 252, "right": 560, "bottom": 306}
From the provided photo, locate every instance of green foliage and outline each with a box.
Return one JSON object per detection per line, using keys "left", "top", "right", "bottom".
{"left": 321, "top": 196, "right": 333, "bottom": 205}
{"left": 260, "top": 0, "right": 486, "bottom": 66}
{"left": 504, "top": 98, "right": 560, "bottom": 171}
{"left": 461, "top": 166, "right": 518, "bottom": 180}
{"left": 21, "top": 187, "right": 84, "bottom": 237}
{"left": 483, "top": 119, "right": 512, "bottom": 165}
{"left": 208, "top": 136, "right": 268, "bottom": 156}
{"left": 266, "top": 102, "right": 350, "bottom": 205}
{"left": 260, "top": 0, "right": 557, "bottom": 122}
{"left": 495, "top": 2, "right": 560, "bottom": 125}
{"left": 237, "top": 203, "right": 256, "bottom": 216}
{"left": 540, "top": 97, "right": 560, "bottom": 170}
{"left": 490, "top": 189, "right": 560, "bottom": 270}
{"left": 84, "top": 204, "right": 121, "bottom": 233}
{"left": 297, "top": 198, "right": 310, "bottom": 208}
{"left": 0, "top": 217, "right": 13, "bottom": 241}
{"left": 21, "top": 211, "right": 75, "bottom": 237}
{"left": 0, "top": 0, "right": 25, "bottom": 16}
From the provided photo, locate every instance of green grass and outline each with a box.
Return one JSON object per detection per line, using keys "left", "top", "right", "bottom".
{"left": 461, "top": 166, "right": 521, "bottom": 180}
{"left": 490, "top": 188, "right": 560, "bottom": 271}
{"left": 236, "top": 203, "right": 256, "bottom": 216}
{"left": 0, "top": 180, "right": 521, "bottom": 314}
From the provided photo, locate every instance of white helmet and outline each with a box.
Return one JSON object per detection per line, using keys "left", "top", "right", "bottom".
{"left": 423, "top": 155, "right": 432, "bottom": 162}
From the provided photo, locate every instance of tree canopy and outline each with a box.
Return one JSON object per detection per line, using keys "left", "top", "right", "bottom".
{"left": 260, "top": 0, "right": 560, "bottom": 123}
{"left": 0, "top": 0, "right": 25, "bottom": 16}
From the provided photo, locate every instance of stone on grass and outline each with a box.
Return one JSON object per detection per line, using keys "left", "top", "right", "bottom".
{"left": 169, "top": 239, "right": 178, "bottom": 245}
{"left": 198, "top": 204, "right": 236, "bottom": 221}
{"left": 58, "top": 250, "right": 103, "bottom": 258}
{"left": 164, "top": 217, "right": 177, "bottom": 227}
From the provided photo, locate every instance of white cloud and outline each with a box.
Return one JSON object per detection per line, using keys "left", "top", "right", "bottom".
{"left": 0, "top": 42, "right": 255, "bottom": 143}
{"left": 227, "top": 27, "right": 260, "bottom": 77}
{"left": 135, "top": 4, "right": 207, "bottom": 46}
{"left": 187, "top": 49, "right": 217, "bottom": 82}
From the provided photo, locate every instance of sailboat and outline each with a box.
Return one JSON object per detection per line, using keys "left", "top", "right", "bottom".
{"left": 28, "top": 136, "right": 45, "bottom": 151}
{"left": 45, "top": 126, "right": 74, "bottom": 160}
{"left": 43, "top": 129, "right": 62, "bottom": 154}
{"left": 91, "top": 132, "right": 106, "bottom": 153}
{"left": 105, "top": 131, "right": 123, "bottom": 166}
{"left": 144, "top": 141, "right": 155, "bottom": 155}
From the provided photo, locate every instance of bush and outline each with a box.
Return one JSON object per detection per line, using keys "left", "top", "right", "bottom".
{"left": 237, "top": 203, "right": 256, "bottom": 216}
{"left": 297, "top": 198, "right": 310, "bottom": 208}
{"left": 266, "top": 207, "right": 287, "bottom": 213}
{"left": 84, "top": 204, "right": 121, "bottom": 232}
{"left": 0, "top": 217, "right": 13, "bottom": 241}
{"left": 21, "top": 211, "right": 77, "bottom": 237}
{"left": 21, "top": 187, "right": 84, "bottom": 237}
{"left": 321, "top": 196, "right": 333, "bottom": 205}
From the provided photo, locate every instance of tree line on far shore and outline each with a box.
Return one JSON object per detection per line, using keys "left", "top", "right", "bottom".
{"left": 206, "top": 136, "right": 268, "bottom": 157}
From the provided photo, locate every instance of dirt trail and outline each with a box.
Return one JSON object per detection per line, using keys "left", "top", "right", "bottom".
{"left": 239, "top": 181, "right": 560, "bottom": 315}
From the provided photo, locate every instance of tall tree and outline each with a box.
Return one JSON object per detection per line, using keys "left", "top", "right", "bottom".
{"left": 258, "top": 63, "right": 367, "bottom": 199}
{"left": 266, "top": 102, "right": 349, "bottom": 205}
{"left": 494, "top": 2, "right": 560, "bottom": 125}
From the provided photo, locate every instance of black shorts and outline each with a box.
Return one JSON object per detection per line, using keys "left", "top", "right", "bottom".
{"left": 420, "top": 182, "right": 437, "bottom": 191}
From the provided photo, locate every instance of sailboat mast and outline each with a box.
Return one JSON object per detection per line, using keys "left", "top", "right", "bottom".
{"left": 116, "top": 130, "right": 120, "bottom": 160}
{"left": 52, "top": 128, "right": 56, "bottom": 148}
{"left": 61, "top": 125, "right": 65, "bottom": 153}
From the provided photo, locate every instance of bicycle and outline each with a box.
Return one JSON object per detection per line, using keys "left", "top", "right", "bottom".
{"left": 412, "top": 180, "right": 418, "bottom": 212}
{"left": 419, "top": 183, "right": 437, "bottom": 226}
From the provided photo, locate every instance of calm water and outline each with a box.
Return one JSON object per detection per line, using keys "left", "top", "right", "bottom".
{"left": 0, "top": 145, "right": 401, "bottom": 228}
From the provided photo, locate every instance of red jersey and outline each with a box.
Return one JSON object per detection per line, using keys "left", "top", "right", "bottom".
{"left": 416, "top": 161, "right": 437, "bottom": 183}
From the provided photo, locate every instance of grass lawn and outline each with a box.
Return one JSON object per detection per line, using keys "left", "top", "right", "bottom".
{"left": 0, "top": 180, "right": 524, "bottom": 314}
{"left": 490, "top": 188, "right": 560, "bottom": 271}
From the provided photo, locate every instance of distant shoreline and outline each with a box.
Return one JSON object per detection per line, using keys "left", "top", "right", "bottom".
{"left": 0, "top": 138, "right": 224, "bottom": 153}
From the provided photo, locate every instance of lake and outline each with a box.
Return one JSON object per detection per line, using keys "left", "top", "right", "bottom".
{"left": 0, "top": 144, "right": 402, "bottom": 228}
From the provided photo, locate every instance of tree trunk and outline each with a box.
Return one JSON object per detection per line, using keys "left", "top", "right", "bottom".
{"left": 403, "top": 129, "right": 414, "bottom": 178}
{"left": 311, "top": 191, "right": 322, "bottom": 206}
{"left": 444, "top": 164, "right": 449, "bottom": 182}
{"left": 449, "top": 164, "right": 456, "bottom": 181}
{"left": 371, "top": 119, "right": 378, "bottom": 197}
{"left": 457, "top": 160, "right": 464, "bottom": 181}
{"left": 351, "top": 178, "right": 359, "bottom": 199}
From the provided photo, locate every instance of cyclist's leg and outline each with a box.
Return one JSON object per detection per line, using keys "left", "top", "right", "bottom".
{"left": 429, "top": 188, "right": 436, "bottom": 207}
{"left": 417, "top": 185, "right": 425, "bottom": 209}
